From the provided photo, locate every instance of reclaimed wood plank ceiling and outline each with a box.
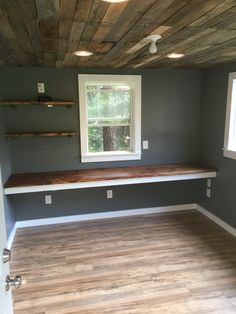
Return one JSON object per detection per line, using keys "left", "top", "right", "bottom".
{"left": 0, "top": 0, "right": 236, "bottom": 68}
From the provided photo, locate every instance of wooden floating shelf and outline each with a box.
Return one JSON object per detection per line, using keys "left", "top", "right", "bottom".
{"left": 5, "top": 132, "right": 76, "bottom": 139}
{"left": 0, "top": 101, "right": 75, "bottom": 108}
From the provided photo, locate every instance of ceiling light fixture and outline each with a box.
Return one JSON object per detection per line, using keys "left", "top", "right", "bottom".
{"left": 73, "top": 51, "right": 93, "bottom": 57}
{"left": 167, "top": 53, "right": 184, "bottom": 59}
{"left": 145, "top": 35, "right": 162, "bottom": 54}
{"left": 101, "top": 0, "right": 129, "bottom": 3}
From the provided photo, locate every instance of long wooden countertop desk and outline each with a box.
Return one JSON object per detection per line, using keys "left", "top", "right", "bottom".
{"left": 4, "top": 163, "right": 217, "bottom": 195}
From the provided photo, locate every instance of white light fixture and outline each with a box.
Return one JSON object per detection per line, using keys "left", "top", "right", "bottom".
{"left": 74, "top": 51, "right": 93, "bottom": 57}
{"left": 145, "top": 35, "right": 162, "bottom": 54}
{"left": 101, "top": 0, "right": 129, "bottom": 2}
{"left": 167, "top": 53, "right": 184, "bottom": 59}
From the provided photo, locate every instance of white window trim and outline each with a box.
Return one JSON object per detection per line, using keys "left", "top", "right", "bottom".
{"left": 224, "top": 72, "right": 236, "bottom": 160}
{"left": 78, "top": 74, "right": 142, "bottom": 163}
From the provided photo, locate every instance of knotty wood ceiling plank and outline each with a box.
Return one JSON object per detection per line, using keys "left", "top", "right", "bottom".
{"left": 113, "top": 25, "right": 173, "bottom": 67}
{"left": 80, "top": 1, "right": 110, "bottom": 43}
{"left": 108, "top": 0, "right": 194, "bottom": 66}
{"left": 0, "top": 0, "right": 20, "bottom": 20}
{"left": 60, "top": 0, "right": 76, "bottom": 20}
{"left": 0, "top": 1, "right": 36, "bottom": 65}
{"left": 7, "top": 18, "right": 33, "bottom": 53}
{"left": 190, "top": 0, "right": 236, "bottom": 27}
{"left": 130, "top": 25, "right": 222, "bottom": 68}
{"left": 7, "top": 38, "right": 29, "bottom": 65}
{"left": 0, "top": 34, "right": 17, "bottom": 65}
{"left": 93, "top": 2, "right": 129, "bottom": 42}
{"left": 0, "top": 17, "right": 15, "bottom": 39}
{"left": 121, "top": 0, "right": 230, "bottom": 69}
{"left": 184, "top": 42, "right": 236, "bottom": 65}
{"left": 105, "top": 0, "right": 157, "bottom": 43}
{"left": 15, "top": 0, "right": 37, "bottom": 19}
{"left": 35, "top": 0, "right": 59, "bottom": 20}
{"left": 39, "top": 20, "right": 59, "bottom": 39}
{"left": 58, "top": 0, "right": 76, "bottom": 58}
{"left": 210, "top": 7, "right": 236, "bottom": 30}
{"left": 73, "top": 0, "right": 94, "bottom": 23}
{"left": 147, "top": 0, "right": 226, "bottom": 48}
{"left": 98, "top": 0, "right": 183, "bottom": 67}
{"left": 44, "top": 52, "right": 56, "bottom": 67}
{"left": 0, "top": 0, "right": 235, "bottom": 68}
{"left": 66, "top": 22, "right": 85, "bottom": 53}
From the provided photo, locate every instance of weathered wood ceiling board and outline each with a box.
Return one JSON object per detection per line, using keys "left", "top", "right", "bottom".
{"left": 0, "top": 0, "right": 236, "bottom": 68}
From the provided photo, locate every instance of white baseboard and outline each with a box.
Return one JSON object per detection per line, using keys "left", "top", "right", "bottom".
{"left": 15, "top": 203, "right": 195, "bottom": 229}
{"left": 7, "top": 203, "right": 236, "bottom": 249}
{"left": 196, "top": 204, "right": 236, "bottom": 237}
{"left": 7, "top": 222, "right": 17, "bottom": 249}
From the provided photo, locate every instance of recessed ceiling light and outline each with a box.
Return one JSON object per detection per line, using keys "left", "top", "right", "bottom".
{"left": 73, "top": 51, "right": 93, "bottom": 57}
{"left": 167, "top": 53, "right": 184, "bottom": 59}
{"left": 101, "top": 0, "right": 129, "bottom": 2}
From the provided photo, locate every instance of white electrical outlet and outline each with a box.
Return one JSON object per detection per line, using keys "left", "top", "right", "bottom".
{"left": 143, "top": 140, "right": 149, "bottom": 150}
{"left": 107, "top": 190, "right": 113, "bottom": 199}
{"left": 207, "top": 179, "right": 211, "bottom": 188}
{"left": 45, "top": 195, "right": 52, "bottom": 204}
{"left": 206, "top": 188, "right": 211, "bottom": 198}
{"left": 37, "top": 82, "right": 45, "bottom": 94}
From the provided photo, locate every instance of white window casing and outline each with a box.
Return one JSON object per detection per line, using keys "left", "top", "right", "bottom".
{"left": 78, "top": 74, "right": 142, "bottom": 163}
{"left": 224, "top": 72, "right": 236, "bottom": 160}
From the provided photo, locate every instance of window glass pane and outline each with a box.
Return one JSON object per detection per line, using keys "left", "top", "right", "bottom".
{"left": 88, "top": 126, "right": 131, "bottom": 152}
{"left": 229, "top": 79, "right": 236, "bottom": 151}
{"left": 86, "top": 83, "right": 131, "bottom": 126}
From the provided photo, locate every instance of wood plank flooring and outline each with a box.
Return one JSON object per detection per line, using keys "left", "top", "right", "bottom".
{"left": 10, "top": 210, "right": 236, "bottom": 314}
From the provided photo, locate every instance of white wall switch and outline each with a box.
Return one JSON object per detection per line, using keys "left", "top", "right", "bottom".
{"left": 45, "top": 195, "right": 52, "bottom": 204}
{"left": 143, "top": 140, "right": 149, "bottom": 150}
{"left": 37, "top": 82, "right": 45, "bottom": 94}
{"left": 207, "top": 179, "right": 211, "bottom": 188}
{"left": 206, "top": 188, "right": 211, "bottom": 198}
{"left": 107, "top": 190, "right": 113, "bottom": 199}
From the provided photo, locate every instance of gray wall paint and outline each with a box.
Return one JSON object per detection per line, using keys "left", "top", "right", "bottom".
{"left": 0, "top": 66, "right": 203, "bottom": 221}
{"left": 12, "top": 181, "right": 202, "bottom": 221}
{"left": 0, "top": 67, "right": 202, "bottom": 173}
{"left": 0, "top": 107, "right": 15, "bottom": 237}
{"left": 199, "top": 63, "right": 236, "bottom": 228}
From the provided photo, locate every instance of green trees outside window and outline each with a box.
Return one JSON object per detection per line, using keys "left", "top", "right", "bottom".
{"left": 87, "top": 84, "right": 132, "bottom": 153}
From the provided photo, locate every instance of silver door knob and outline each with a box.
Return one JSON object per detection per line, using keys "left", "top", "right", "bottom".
{"left": 3, "top": 248, "right": 11, "bottom": 263}
{"left": 5, "top": 275, "right": 22, "bottom": 291}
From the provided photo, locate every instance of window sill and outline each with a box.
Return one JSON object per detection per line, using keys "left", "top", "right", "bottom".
{"left": 81, "top": 152, "right": 141, "bottom": 163}
{"left": 223, "top": 149, "right": 236, "bottom": 160}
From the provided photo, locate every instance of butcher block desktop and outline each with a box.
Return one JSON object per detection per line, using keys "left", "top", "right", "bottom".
{"left": 4, "top": 163, "right": 217, "bottom": 195}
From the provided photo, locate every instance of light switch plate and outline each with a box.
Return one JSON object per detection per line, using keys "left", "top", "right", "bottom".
{"left": 37, "top": 83, "right": 45, "bottom": 94}
{"left": 143, "top": 140, "right": 149, "bottom": 150}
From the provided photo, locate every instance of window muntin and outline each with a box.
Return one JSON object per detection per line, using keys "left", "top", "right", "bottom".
{"left": 79, "top": 75, "right": 141, "bottom": 163}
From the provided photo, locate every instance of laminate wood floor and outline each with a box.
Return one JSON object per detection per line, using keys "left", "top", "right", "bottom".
{"left": 11, "top": 210, "right": 236, "bottom": 314}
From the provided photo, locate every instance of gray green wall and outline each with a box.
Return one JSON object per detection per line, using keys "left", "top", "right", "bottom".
{"left": 1, "top": 67, "right": 201, "bottom": 172}
{"left": 1, "top": 63, "right": 236, "bottom": 235}
{"left": 0, "top": 66, "right": 203, "bottom": 223}
{"left": 199, "top": 62, "right": 236, "bottom": 229}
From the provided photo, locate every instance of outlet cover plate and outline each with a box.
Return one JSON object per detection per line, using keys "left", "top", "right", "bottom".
{"left": 45, "top": 195, "right": 52, "bottom": 204}
{"left": 37, "top": 83, "right": 45, "bottom": 94}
